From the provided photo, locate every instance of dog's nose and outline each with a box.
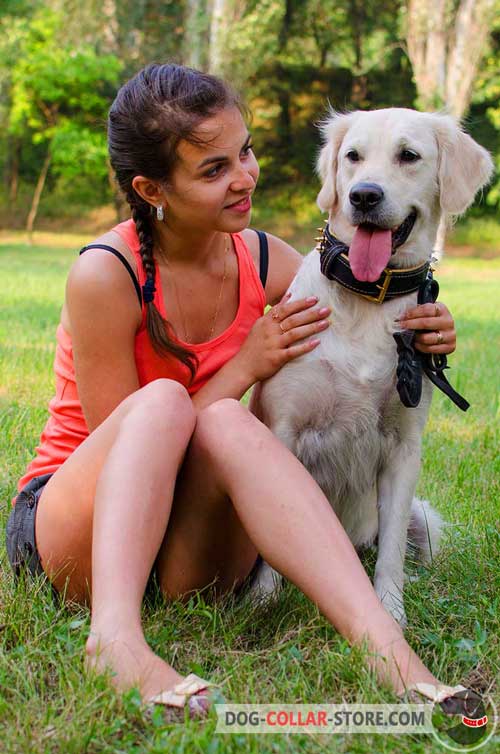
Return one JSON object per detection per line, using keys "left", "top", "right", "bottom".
{"left": 349, "top": 183, "right": 385, "bottom": 212}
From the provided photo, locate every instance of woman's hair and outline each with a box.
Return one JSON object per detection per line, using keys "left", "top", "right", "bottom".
{"left": 108, "top": 63, "right": 242, "bottom": 380}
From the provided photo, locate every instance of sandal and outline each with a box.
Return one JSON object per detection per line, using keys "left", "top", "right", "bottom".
{"left": 145, "top": 673, "right": 216, "bottom": 723}
{"left": 398, "top": 682, "right": 484, "bottom": 718}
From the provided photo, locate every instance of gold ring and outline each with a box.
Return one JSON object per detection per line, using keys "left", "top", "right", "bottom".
{"left": 435, "top": 330, "right": 444, "bottom": 345}
{"left": 279, "top": 322, "right": 286, "bottom": 334}
{"left": 271, "top": 307, "right": 280, "bottom": 320}
{"left": 434, "top": 303, "right": 440, "bottom": 317}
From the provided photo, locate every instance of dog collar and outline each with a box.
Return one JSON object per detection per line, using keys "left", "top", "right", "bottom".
{"left": 316, "top": 223, "right": 430, "bottom": 304}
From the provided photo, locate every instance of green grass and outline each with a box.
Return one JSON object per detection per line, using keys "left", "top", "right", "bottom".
{"left": 0, "top": 232, "right": 499, "bottom": 753}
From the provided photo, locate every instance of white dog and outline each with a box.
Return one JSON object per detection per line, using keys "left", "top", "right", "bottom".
{"left": 250, "top": 108, "right": 493, "bottom": 626}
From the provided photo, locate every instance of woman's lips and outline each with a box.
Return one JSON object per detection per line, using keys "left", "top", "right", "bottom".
{"left": 225, "top": 195, "right": 252, "bottom": 213}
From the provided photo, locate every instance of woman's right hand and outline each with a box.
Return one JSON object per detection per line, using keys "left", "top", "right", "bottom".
{"left": 237, "top": 293, "right": 331, "bottom": 383}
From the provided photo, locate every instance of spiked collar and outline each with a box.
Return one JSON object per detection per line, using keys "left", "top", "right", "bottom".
{"left": 316, "top": 222, "right": 430, "bottom": 304}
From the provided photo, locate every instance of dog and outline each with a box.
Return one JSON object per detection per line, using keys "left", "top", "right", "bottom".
{"left": 249, "top": 108, "right": 493, "bottom": 626}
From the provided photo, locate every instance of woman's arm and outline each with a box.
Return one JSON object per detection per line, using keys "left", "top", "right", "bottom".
{"left": 66, "top": 250, "right": 141, "bottom": 432}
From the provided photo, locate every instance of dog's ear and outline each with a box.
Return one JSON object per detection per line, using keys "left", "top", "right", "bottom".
{"left": 316, "top": 111, "right": 356, "bottom": 212}
{"left": 431, "top": 114, "right": 494, "bottom": 215}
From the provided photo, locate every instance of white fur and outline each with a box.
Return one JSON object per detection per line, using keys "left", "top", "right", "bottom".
{"left": 249, "top": 109, "right": 493, "bottom": 626}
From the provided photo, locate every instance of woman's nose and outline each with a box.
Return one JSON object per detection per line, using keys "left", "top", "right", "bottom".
{"left": 231, "top": 165, "right": 257, "bottom": 192}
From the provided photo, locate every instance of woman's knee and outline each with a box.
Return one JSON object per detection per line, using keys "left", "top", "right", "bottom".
{"left": 127, "top": 379, "right": 195, "bottom": 430}
{"left": 196, "top": 398, "right": 258, "bottom": 446}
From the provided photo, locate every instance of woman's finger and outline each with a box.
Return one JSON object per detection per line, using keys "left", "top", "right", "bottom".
{"left": 415, "top": 327, "right": 456, "bottom": 354}
{"left": 281, "top": 318, "right": 330, "bottom": 345}
{"left": 271, "top": 295, "right": 321, "bottom": 321}
{"left": 282, "top": 306, "right": 331, "bottom": 330}
{"left": 397, "top": 301, "right": 454, "bottom": 332}
{"left": 283, "top": 337, "right": 322, "bottom": 360}
{"left": 414, "top": 342, "right": 455, "bottom": 355}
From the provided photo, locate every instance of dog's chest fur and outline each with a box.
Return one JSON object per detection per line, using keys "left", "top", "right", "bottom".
{"left": 255, "top": 250, "right": 430, "bottom": 546}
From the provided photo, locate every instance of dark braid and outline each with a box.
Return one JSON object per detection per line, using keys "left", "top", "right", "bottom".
{"left": 107, "top": 63, "right": 243, "bottom": 382}
{"left": 128, "top": 191, "right": 198, "bottom": 380}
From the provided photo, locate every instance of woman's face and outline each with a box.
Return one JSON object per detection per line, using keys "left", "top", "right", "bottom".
{"left": 163, "top": 106, "right": 260, "bottom": 234}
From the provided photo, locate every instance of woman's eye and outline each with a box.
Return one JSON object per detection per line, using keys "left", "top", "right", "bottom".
{"left": 242, "top": 143, "right": 254, "bottom": 157}
{"left": 346, "top": 149, "right": 359, "bottom": 162}
{"left": 204, "top": 164, "right": 224, "bottom": 179}
{"left": 400, "top": 149, "right": 421, "bottom": 163}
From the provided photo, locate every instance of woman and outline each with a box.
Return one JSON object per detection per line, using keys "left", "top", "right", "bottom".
{"left": 6, "top": 64, "right": 465, "bottom": 718}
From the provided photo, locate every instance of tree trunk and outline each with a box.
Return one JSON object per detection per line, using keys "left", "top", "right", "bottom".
{"left": 208, "top": 0, "right": 228, "bottom": 74}
{"left": 446, "top": 0, "right": 495, "bottom": 119}
{"left": 406, "top": 0, "right": 496, "bottom": 257}
{"left": 8, "top": 138, "right": 21, "bottom": 203}
{"left": 184, "top": 0, "right": 207, "bottom": 68}
{"left": 26, "top": 150, "right": 51, "bottom": 241}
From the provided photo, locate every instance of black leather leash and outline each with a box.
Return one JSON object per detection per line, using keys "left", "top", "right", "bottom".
{"left": 393, "top": 268, "right": 470, "bottom": 411}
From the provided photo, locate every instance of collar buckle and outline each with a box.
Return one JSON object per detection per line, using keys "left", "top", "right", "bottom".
{"left": 357, "top": 267, "right": 393, "bottom": 304}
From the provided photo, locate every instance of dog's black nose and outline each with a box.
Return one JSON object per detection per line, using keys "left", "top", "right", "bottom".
{"left": 349, "top": 183, "right": 384, "bottom": 212}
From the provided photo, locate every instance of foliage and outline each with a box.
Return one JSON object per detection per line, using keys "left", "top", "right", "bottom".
{"left": 0, "top": 0, "right": 498, "bottom": 225}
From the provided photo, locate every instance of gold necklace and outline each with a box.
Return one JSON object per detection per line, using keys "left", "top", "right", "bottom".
{"left": 160, "top": 234, "right": 230, "bottom": 344}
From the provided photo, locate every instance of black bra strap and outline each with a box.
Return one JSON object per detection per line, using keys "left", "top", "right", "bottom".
{"left": 79, "top": 244, "right": 143, "bottom": 307}
{"left": 255, "top": 230, "right": 269, "bottom": 289}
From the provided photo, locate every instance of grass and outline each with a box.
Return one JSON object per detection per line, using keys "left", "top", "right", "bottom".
{"left": 0, "top": 230, "right": 499, "bottom": 753}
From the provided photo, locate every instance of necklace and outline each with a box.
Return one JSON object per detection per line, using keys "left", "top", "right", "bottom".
{"left": 159, "top": 234, "right": 230, "bottom": 344}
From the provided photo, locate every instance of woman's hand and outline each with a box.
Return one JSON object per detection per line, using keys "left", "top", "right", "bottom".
{"left": 238, "top": 293, "right": 331, "bottom": 383}
{"left": 397, "top": 302, "right": 456, "bottom": 355}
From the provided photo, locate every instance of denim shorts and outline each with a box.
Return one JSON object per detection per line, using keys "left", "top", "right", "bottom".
{"left": 6, "top": 473, "right": 53, "bottom": 581}
{"left": 5, "top": 473, "right": 262, "bottom": 603}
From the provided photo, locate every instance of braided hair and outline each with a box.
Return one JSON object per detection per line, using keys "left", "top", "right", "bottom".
{"left": 107, "top": 63, "right": 243, "bottom": 381}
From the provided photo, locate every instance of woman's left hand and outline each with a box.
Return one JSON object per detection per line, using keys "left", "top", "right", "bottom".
{"left": 397, "top": 302, "right": 456, "bottom": 355}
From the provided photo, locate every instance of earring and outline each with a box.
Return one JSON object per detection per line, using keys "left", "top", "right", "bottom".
{"left": 156, "top": 205, "right": 164, "bottom": 222}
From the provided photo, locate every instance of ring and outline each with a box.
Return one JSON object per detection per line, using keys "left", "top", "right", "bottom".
{"left": 279, "top": 322, "right": 286, "bottom": 334}
{"left": 434, "top": 303, "right": 441, "bottom": 317}
{"left": 271, "top": 307, "right": 280, "bottom": 321}
{"left": 435, "top": 330, "right": 444, "bottom": 345}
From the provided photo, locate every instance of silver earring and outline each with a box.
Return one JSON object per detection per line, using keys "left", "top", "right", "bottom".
{"left": 156, "top": 205, "right": 164, "bottom": 222}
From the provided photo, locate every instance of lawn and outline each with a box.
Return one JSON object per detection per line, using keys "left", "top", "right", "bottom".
{"left": 0, "top": 230, "right": 499, "bottom": 754}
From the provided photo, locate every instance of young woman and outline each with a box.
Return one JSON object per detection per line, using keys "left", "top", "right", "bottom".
{"left": 6, "top": 64, "right": 465, "bottom": 718}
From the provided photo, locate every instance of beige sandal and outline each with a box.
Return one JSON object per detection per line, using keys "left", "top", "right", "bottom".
{"left": 145, "top": 673, "right": 215, "bottom": 722}
{"left": 398, "top": 682, "right": 484, "bottom": 721}
{"left": 399, "top": 682, "right": 468, "bottom": 704}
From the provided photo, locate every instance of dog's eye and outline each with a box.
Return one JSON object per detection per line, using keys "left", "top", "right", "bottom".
{"left": 399, "top": 149, "right": 420, "bottom": 163}
{"left": 346, "top": 149, "right": 360, "bottom": 162}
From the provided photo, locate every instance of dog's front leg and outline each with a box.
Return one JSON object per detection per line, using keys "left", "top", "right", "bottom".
{"left": 374, "top": 442, "right": 422, "bottom": 628}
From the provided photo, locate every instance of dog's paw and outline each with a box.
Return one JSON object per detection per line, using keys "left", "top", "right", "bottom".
{"left": 245, "top": 561, "right": 282, "bottom": 605}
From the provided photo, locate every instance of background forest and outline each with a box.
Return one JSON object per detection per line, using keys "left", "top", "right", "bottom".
{"left": 0, "top": 0, "right": 499, "bottom": 246}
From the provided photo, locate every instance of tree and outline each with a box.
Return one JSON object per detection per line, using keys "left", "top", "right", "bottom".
{"left": 8, "top": 10, "right": 121, "bottom": 235}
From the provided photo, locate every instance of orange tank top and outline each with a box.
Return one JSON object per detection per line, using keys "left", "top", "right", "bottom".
{"left": 15, "top": 220, "right": 266, "bottom": 498}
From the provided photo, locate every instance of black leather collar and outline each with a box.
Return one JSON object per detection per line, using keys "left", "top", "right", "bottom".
{"left": 317, "top": 223, "right": 430, "bottom": 303}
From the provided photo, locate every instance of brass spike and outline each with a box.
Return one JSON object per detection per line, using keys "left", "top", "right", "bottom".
{"left": 315, "top": 236, "right": 324, "bottom": 242}
{"left": 317, "top": 227, "right": 324, "bottom": 232}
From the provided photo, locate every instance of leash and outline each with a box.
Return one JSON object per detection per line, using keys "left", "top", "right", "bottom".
{"left": 394, "top": 268, "right": 470, "bottom": 411}
{"left": 316, "top": 223, "right": 470, "bottom": 411}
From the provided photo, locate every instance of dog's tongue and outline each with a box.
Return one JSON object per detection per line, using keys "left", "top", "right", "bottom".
{"left": 349, "top": 225, "right": 392, "bottom": 282}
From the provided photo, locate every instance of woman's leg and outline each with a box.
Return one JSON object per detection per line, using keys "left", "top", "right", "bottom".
{"left": 160, "top": 398, "right": 443, "bottom": 696}
{"left": 35, "top": 379, "right": 258, "bottom": 700}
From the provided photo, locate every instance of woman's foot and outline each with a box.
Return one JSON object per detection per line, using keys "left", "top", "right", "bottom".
{"left": 363, "top": 631, "right": 443, "bottom": 697}
{"left": 85, "top": 630, "right": 183, "bottom": 700}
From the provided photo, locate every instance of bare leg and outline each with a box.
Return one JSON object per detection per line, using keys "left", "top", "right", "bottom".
{"left": 37, "top": 380, "right": 201, "bottom": 699}
{"left": 189, "top": 400, "right": 442, "bottom": 695}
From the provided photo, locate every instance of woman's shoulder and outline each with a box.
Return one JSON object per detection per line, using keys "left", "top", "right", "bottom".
{"left": 61, "top": 226, "right": 142, "bottom": 336}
